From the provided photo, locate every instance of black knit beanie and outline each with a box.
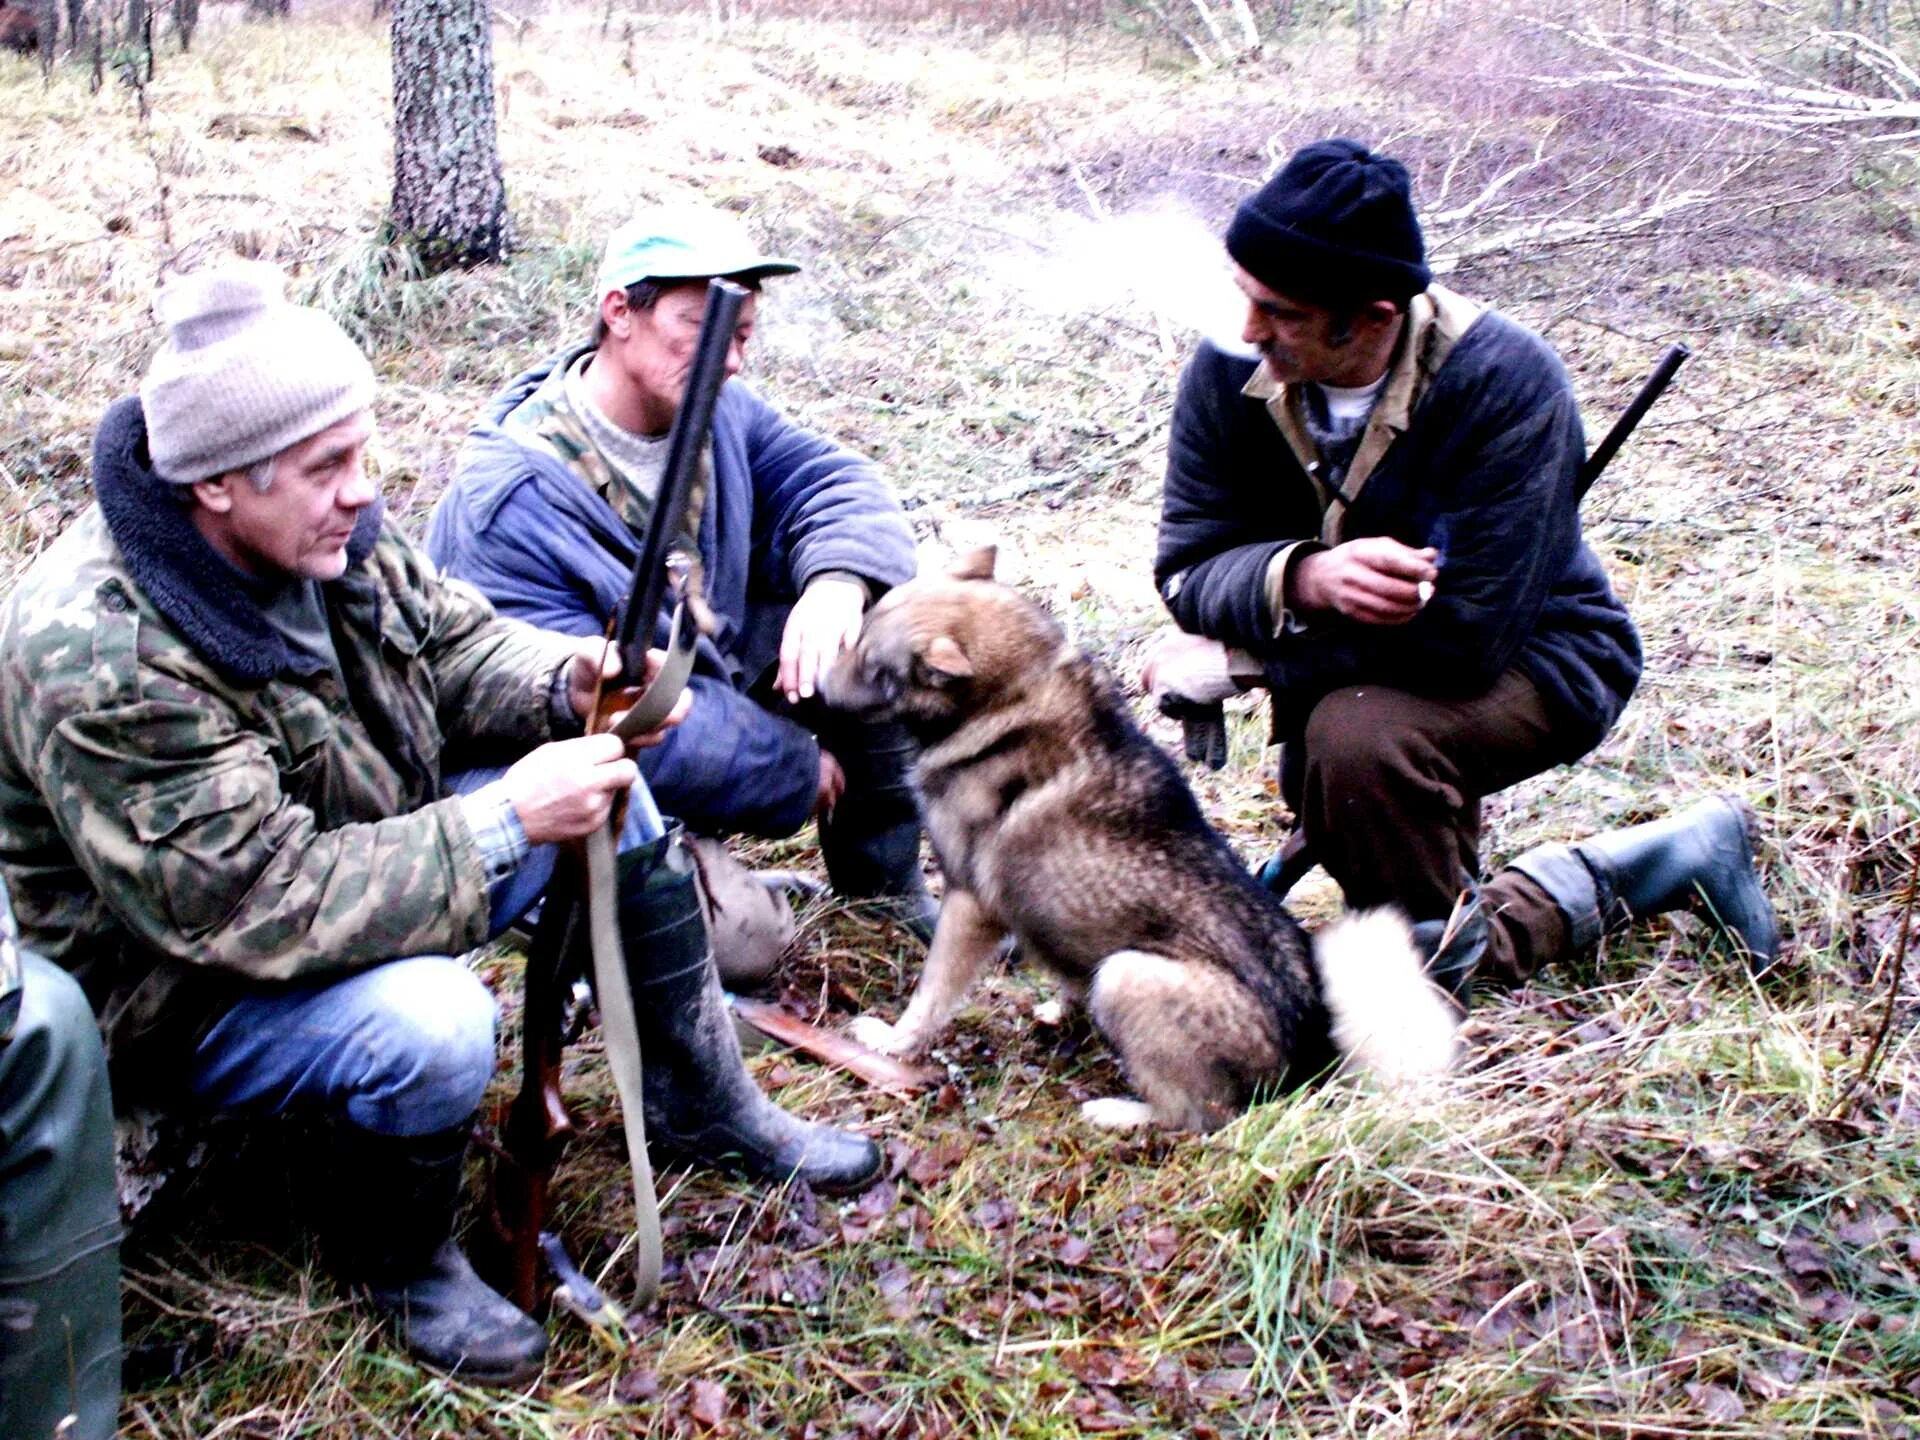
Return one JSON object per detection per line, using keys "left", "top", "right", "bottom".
{"left": 1225, "top": 138, "right": 1431, "bottom": 305}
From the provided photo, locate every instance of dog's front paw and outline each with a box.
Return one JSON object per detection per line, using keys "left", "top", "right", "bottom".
{"left": 848, "top": 1014, "right": 925, "bottom": 1059}
{"left": 1032, "top": 998, "right": 1068, "bottom": 1027}
{"left": 1079, "top": 1097, "right": 1156, "bottom": 1132}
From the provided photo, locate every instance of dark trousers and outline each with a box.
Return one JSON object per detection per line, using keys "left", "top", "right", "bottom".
{"left": 1283, "top": 669, "right": 1571, "bottom": 987}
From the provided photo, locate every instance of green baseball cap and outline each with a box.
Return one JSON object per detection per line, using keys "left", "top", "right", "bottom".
{"left": 597, "top": 204, "right": 801, "bottom": 295}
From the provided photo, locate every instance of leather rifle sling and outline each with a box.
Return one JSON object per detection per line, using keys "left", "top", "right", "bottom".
{"left": 582, "top": 822, "right": 663, "bottom": 1309}
{"left": 609, "top": 602, "right": 697, "bottom": 741}
{"left": 580, "top": 603, "right": 697, "bottom": 1311}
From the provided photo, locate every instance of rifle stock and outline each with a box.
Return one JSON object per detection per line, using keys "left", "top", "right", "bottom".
{"left": 491, "top": 850, "right": 586, "bottom": 1315}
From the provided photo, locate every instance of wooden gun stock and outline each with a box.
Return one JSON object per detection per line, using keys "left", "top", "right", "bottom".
{"left": 731, "top": 997, "right": 943, "bottom": 1098}
{"left": 488, "top": 849, "right": 588, "bottom": 1316}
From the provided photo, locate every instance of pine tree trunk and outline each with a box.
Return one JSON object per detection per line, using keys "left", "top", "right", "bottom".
{"left": 390, "top": 0, "right": 509, "bottom": 271}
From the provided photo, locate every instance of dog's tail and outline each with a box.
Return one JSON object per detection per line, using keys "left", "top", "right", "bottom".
{"left": 1310, "top": 908, "right": 1459, "bottom": 1084}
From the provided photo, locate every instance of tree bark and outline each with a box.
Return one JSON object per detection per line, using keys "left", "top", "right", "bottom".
{"left": 390, "top": 0, "right": 509, "bottom": 271}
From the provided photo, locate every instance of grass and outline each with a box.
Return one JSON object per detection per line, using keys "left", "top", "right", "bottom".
{"left": 4, "top": 2, "right": 1919, "bottom": 1435}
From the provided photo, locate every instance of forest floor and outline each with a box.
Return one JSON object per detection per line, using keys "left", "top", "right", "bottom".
{"left": 3, "top": 4, "right": 1918, "bottom": 1436}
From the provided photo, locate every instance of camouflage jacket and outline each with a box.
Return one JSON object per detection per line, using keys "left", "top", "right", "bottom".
{"left": 0, "top": 399, "right": 579, "bottom": 1088}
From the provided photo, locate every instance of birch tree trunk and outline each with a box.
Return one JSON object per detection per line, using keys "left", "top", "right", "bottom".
{"left": 390, "top": 0, "right": 509, "bottom": 271}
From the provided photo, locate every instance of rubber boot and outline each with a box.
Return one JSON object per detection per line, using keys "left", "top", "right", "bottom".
{"left": 815, "top": 720, "right": 939, "bottom": 943}
{"left": 1508, "top": 795, "right": 1779, "bottom": 973}
{"left": 1408, "top": 887, "right": 1488, "bottom": 1010}
{"left": 619, "top": 828, "right": 882, "bottom": 1194}
{"left": 323, "top": 1123, "right": 548, "bottom": 1386}
{"left": 0, "top": 955, "right": 121, "bottom": 1440}
{"left": 820, "top": 814, "right": 939, "bottom": 942}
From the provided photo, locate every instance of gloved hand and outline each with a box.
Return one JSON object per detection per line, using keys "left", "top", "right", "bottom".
{"left": 1141, "top": 629, "right": 1242, "bottom": 705}
{"left": 1141, "top": 630, "right": 1247, "bottom": 772}
{"left": 1159, "top": 693, "right": 1229, "bottom": 770}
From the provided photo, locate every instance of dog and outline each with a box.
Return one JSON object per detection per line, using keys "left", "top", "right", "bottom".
{"left": 820, "top": 547, "right": 1459, "bottom": 1132}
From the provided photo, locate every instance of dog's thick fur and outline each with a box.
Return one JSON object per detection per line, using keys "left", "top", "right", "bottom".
{"left": 822, "top": 548, "right": 1458, "bottom": 1132}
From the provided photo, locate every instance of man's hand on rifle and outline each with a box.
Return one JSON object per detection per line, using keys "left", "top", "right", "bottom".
{"left": 565, "top": 638, "right": 692, "bottom": 745}
{"left": 502, "top": 734, "right": 642, "bottom": 844}
{"left": 779, "top": 576, "right": 867, "bottom": 704}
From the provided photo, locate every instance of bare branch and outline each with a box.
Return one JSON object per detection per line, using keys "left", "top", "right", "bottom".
{"left": 1532, "top": 23, "right": 1920, "bottom": 145}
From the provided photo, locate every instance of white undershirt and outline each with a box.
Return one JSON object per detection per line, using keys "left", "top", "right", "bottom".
{"left": 1314, "top": 372, "right": 1388, "bottom": 426}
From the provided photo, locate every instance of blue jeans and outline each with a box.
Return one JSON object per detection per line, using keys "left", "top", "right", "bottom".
{"left": 186, "top": 774, "right": 667, "bottom": 1137}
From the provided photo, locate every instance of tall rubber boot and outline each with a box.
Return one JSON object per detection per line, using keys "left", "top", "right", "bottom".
{"left": 0, "top": 955, "right": 120, "bottom": 1440}
{"left": 619, "top": 827, "right": 882, "bottom": 1193}
{"left": 815, "top": 720, "right": 939, "bottom": 942}
{"left": 1408, "top": 887, "right": 1488, "bottom": 1010}
{"left": 322, "top": 1123, "right": 548, "bottom": 1386}
{"left": 1508, "top": 795, "right": 1779, "bottom": 973}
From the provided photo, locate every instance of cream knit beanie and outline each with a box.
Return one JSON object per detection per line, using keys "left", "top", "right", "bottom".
{"left": 139, "top": 260, "right": 376, "bottom": 484}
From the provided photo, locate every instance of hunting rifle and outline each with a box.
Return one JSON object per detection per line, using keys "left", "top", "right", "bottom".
{"left": 1237, "top": 342, "right": 1693, "bottom": 902}
{"left": 489, "top": 279, "right": 745, "bottom": 1322}
{"left": 490, "top": 280, "right": 941, "bottom": 1324}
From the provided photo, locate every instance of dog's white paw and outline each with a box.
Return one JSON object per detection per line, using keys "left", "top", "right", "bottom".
{"left": 1032, "top": 998, "right": 1068, "bottom": 1027}
{"left": 848, "top": 1014, "right": 922, "bottom": 1058}
{"left": 1079, "top": 1097, "right": 1156, "bottom": 1132}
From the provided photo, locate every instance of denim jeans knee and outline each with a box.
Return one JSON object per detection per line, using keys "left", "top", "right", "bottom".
{"left": 189, "top": 956, "right": 497, "bottom": 1137}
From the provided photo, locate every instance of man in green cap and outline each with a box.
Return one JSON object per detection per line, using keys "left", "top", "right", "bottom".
{"left": 427, "top": 203, "right": 935, "bottom": 946}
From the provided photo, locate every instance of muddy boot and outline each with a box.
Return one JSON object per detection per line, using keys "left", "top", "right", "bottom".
{"left": 1508, "top": 795, "right": 1779, "bottom": 973}
{"left": 324, "top": 1123, "right": 548, "bottom": 1386}
{"left": 620, "top": 827, "right": 882, "bottom": 1193}
{"left": 815, "top": 720, "right": 939, "bottom": 943}
{"left": 0, "top": 955, "right": 121, "bottom": 1440}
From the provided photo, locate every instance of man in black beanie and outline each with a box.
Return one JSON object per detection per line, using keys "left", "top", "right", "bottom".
{"left": 1146, "top": 138, "right": 1778, "bottom": 998}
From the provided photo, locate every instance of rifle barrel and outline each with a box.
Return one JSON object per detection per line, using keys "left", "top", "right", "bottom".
{"left": 1577, "top": 342, "right": 1691, "bottom": 498}
{"left": 616, "top": 278, "right": 749, "bottom": 665}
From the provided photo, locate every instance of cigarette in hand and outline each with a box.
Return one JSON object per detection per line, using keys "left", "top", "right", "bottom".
{"left": 1416, "top": 580, "right": 1435, "bottom": 607}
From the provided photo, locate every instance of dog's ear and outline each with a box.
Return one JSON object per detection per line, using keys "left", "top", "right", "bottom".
{"left": 951, "top": 546, "right": 997, "bottom": 582}
{"left": 920, "top": 634, "right": 974, "bottom": 680}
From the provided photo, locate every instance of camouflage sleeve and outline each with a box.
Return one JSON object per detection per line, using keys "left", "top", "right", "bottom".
{"left": 37, "top": 683, "right": 494, "bottom": 982}
{"left": 372, "top": 526, "right": 582, "bottom": 749}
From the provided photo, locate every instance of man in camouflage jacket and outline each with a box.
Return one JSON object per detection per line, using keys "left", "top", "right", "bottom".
{"left": 0, "top": 262, "right": 879, "bottom": 1390}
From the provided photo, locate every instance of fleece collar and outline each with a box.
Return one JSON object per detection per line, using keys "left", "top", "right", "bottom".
{"left": 91, "top": 396, "right": 384, "bottom": 685}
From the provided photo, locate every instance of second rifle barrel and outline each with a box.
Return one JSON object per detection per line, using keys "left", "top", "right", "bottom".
{"left": 1578, "top": 341, "right": 1692, "bottom": 495}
